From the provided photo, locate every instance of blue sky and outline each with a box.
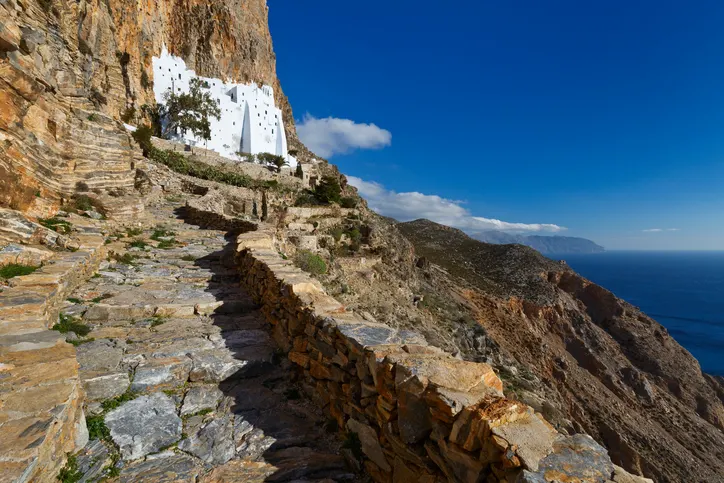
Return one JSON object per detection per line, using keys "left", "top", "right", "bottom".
{"left": 269, "top": 0, "right": 724, "bottom": 250}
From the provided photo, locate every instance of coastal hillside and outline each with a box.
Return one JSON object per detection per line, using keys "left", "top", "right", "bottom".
{"left": 473, "top": 230, "right": 605, "bottom": 254}
{"left": 396, "top": 219, "right": 724, "bottom": 482}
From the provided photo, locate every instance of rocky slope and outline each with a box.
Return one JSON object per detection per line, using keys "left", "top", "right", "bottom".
{"left": 395, "top": 219, "right": 724, "bottom": 482}
{"left": 0, "top": 0, "right": 296, "bottom": 217}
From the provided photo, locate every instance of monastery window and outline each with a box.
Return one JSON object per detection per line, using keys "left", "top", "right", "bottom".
{"left": 178, "top": 74, "right": 181, "bottom": 80}
{"left": 272, "top": 129, "right": 274, "bottom": 134}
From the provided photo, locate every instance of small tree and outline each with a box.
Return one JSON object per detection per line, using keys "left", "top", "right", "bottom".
{"left": 257, "top": 152, "right": 288, "bottom": 173}
{"left": 235, "top": 151, "right": 255, "bottom": 164}
{"left": 295, "top": 163, "right": 303, "bottom": 179}
{"left": 163, "top": 78, "right": 221, "bottom": 152}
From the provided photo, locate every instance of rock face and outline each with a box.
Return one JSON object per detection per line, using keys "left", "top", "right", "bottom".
{"left": 0, "top": 0, "right": 294, "bottom": 216}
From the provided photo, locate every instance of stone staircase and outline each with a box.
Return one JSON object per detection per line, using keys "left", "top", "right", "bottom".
{"left": 58, "top": 199, "right": 359, "bottom": 482}
{"left": 0, "top": 219, "right": 107, "bottom": 482}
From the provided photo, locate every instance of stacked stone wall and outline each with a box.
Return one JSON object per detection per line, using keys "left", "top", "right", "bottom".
{"left": 233, "top": 229, "right": 626, "bottom": 483}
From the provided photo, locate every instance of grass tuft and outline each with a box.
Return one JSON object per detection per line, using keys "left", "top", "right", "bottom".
{"left": 0, "top": 263, "right": 39, "bottom": 280}
{"left": 127, "top": 239, "right": 148, "bottom": 250}
{"left": 52, "top": 313, "right": 91, "bottom": 337}
{"left": 101, "top": 390, "right": 138, "bottom": 412}
{"left": 39, "top": 217, "right": 72, "bottom": 234}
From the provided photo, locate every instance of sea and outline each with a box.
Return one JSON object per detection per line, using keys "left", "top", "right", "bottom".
{"left": 553, "top": 251, "right": 724, "bottom": 377}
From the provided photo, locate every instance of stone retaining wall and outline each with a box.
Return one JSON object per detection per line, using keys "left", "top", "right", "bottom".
{"left": 0, "top": 228, "right": 107, "bottom": 482}
{"left": 233, "top": 229, "right": 630, "bottom": 483}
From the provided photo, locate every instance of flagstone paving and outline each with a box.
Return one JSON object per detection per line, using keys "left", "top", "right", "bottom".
{"left": 62, "top": 199, "right": 360, "bottom": 482}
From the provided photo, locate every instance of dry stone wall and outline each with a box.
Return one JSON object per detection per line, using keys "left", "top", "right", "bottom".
{"left": 233, "top": 229, "right": 634, "bottom": 483}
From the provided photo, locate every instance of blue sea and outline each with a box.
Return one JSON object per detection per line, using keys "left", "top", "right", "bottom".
{"left": 554, "top": 251, "right": 724, "bottom": 376}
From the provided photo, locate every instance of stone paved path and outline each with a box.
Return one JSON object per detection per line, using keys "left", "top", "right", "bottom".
{"left": 64, "top": 199, "right": 359, "bottom": 482}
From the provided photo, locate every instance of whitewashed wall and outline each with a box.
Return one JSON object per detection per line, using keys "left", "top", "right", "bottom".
{"left": 152, "top": 47, "right": 297, "bottom": 167}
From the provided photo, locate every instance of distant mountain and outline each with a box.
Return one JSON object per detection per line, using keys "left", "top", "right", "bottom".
{"left": 472, "top": 231, "right": 605, "bottom": 254}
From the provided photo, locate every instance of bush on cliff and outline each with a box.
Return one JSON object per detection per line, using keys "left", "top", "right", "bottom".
{"left": 295, "top": 250, "right": 327, "bottom": 275}
{"left": 132, "top": 125, "right": 277, "bottom": 190}
{"left": 314, "top": 176, "right": 342, "bottom": 204}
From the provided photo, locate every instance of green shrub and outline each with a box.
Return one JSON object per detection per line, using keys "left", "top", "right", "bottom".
{"left": 52, "top": 313, "right": 91, "bottom": 337}
{"left": 131, "top": 127, "right": 280, "bottom": 190}
{"left": 150, "top": 228, "right": 176, "bottom": 241}
{"left": 68, "top": 338, "right": 95, "bottom": 347}
{"left": 0, "top": 263, "right": 39, "bottom": 280}
{"left": 109, "top": 252, "right": 137, "bottom": 265}
{"left": 340, "top": 197, "right": 358, "bottom": 208}
{"left": 294, "top": 192, "right": 319, "bottom": 207}
{"left": 295, "top": 250, "right": 327, "bottom": 275}
{"left": 150, "top": 315, "right": 168, "bottom": 328}
{"left": 132, "top": 125, "right": 154, "bottom": 154}
{"left": 87, "top": 114, "right": 96, "bottom": 122}
{"left": 128, "top": 239, "right": 148, "bottom": 249}
{"left": 347, "top": 227, "right": 362, "bottom": 244}
{"left": 90, "top": 294, "right": 112, "bottom": 304}
{"left": 330, "top": 227, "right": 344, "bottom": 242}
{"left": 126, "top": 227, "right": 143, "bottom": 237}
{"left": 86, "top": 415, "right": 111, "bottom": 441}
{"left": 314, "top": 176, "right": 342, "bottom": 205}
{"left": 39, "top": 217, "right": 73, "bottom": 234}
{"left": 157, "top": 238, "right": 177, "bottom": 249}
{"left": 75, "top": 181, "right": 89, "bottom": 192}
{"left": 68, "top": 194, "right": 103, "bottom": 214}
{"left": 57, "top": 455, "right": 82, "bottom": 483}
{"left": 257, "top": 152, "right": 287, "bottom": 173}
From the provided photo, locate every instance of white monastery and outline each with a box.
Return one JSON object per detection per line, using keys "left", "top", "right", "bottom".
{"left": 152, "top": 47, "right": 297, "bottom": 167}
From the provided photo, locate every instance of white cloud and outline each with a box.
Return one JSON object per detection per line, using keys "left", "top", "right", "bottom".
{"left": 347, "top": 176, "right": 565, "bottom": 234}
{"left": 296, "top": 114, "right": 392, "bottom": 158}
{"left": 643, "top": 228, "right": 680, "bottom": 233}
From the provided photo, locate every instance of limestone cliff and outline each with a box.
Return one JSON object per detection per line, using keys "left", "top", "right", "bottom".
{"left": 0, "top": 0, "right": 295, "bottom": 217}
